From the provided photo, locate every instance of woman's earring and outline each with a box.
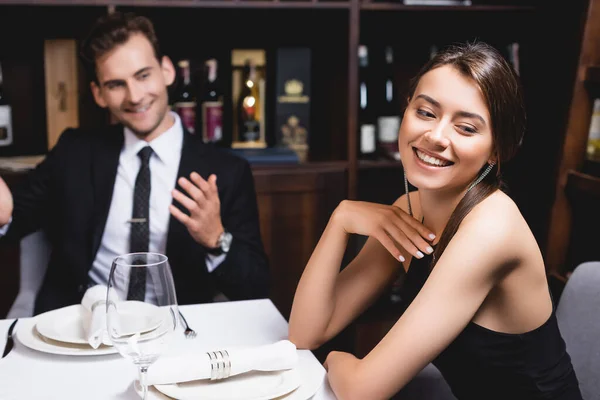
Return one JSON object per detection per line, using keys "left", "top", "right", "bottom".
{"left": 466, "top": 162, "right": 495, "bottom": 193}
{"left": 404, "top": 170, "right": 413, "bottom": 217}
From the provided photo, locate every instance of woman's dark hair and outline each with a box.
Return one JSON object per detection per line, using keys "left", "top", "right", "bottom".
{"left": 405, "top": 41, "right": 526, "bottom": 268}
{"left": 79, "top": 11, "right": 163, "bottom": 83}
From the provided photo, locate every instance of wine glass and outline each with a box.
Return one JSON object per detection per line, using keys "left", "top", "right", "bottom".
{"left": 106, "top": 252, "right": 180, "bottom": 399}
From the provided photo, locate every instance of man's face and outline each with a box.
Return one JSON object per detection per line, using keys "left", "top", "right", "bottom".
{"left": 91, "top": 33, "right": 175, "bottom": 141}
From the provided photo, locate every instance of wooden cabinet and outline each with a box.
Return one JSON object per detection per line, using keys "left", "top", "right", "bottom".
{"left": 253, "top": 162, "right": 347, "bottom": 319}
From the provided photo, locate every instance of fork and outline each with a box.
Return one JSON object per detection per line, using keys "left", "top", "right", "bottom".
{"left": 178, "top": 310, "right": 197, "bottom": 339}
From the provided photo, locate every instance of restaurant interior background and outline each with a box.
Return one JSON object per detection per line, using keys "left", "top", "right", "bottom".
{"left": 0, "top": 0, "right": 599, "bottom": 361}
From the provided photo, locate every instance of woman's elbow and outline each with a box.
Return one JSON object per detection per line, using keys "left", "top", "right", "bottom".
{"left": 288, "top": 329, "right": 325, "bottom": 351}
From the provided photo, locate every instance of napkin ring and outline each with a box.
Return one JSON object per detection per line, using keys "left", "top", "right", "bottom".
{"left": 91, "top": 300, "right": 106, "bottom": 312}
{"left": 207, "top": 350, "right": 231, "bottom": 380}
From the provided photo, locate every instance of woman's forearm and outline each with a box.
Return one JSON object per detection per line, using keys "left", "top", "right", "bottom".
{"left": 288, "top": 212, "right": 349, "bottom": 349}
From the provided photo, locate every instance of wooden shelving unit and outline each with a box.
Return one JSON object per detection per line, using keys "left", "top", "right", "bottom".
{"left": 546, "top": 0, "right": 600, "bottom": 276}
{"left": 358, "top": 159, "right": 403, "bottom": 170}
{"left": 0, "top": 0, "right": 352, "bottom": 7}
{"left": 359, "top": 2, "right": 534, "bottom": 11}
{"left": 0, "top": 0, "right": 588, "bottom": 357}
{"left": 566, "top": 170, "right": 600, "bottom": 199}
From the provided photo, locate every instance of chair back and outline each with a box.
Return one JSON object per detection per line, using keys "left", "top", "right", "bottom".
{"left": 556, "top": 261, "right": 600, "bottom": 400}
{"left": 6, "top": 231, "right": 50, "bottom": 318}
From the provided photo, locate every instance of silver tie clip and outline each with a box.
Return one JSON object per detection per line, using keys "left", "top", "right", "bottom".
{"left": 128, "top": 218, "right": 147, "bottom": 223}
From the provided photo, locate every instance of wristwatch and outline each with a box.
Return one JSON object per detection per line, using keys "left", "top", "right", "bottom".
{"left": 208, "top": 230, "right": 233, "bottom": 255}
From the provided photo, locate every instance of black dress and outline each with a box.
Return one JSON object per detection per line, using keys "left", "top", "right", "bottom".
{"left": 398, "top": 253, "right": 583, "bottom": 400}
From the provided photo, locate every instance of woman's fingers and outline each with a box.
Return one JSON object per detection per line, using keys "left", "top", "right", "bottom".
{"left": 392, "top": 206, "right": 436, "bottom": 241}
{"left": 374, "top": 230, "right": 406, "bottom": 263}
{"left": 384, "top": 222, "right": 432, "bottom": 259}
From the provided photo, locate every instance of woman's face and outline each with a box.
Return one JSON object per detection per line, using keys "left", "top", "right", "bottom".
{"left": 399, "top": 65, "right": 495, "bottom": 193}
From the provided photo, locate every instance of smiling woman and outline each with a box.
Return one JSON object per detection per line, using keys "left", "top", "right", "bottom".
{"left": 288, "top": 41, "right": 583, "bottom": 400}
{"left": 398, "top": 44, "right": 522, "bottom": 267}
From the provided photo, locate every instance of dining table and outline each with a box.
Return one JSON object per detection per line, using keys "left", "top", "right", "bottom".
{"left": 0, "top": 298, "right": 337, "bottom": 400}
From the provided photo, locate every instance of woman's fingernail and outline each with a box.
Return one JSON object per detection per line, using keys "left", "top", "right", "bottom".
{"left": 426, "top": 246, "right": 434, "bottom": 254}
{"left": 399, "top": 255, "right": 405, "bottom": 262}
{"left": 416, "top": 251, "right": 424, "bottom": 258}
{"left": 429, "top": 234, "right": 436, "bottom": 240}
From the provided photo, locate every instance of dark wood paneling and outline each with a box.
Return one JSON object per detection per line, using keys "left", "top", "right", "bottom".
{"left": 253, "top": 163, "right": 347, "bottom": 319}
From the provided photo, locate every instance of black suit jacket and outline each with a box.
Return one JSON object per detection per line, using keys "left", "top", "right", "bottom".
{"left": 2, "top": 124, "right": 270, "bottom": 315}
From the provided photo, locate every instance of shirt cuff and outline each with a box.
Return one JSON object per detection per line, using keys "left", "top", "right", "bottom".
{"left": 206, "top": 252, "right": 227, "bottom": 273}
{"left": 0, "top": 217, "right": 12, "bottom": 237}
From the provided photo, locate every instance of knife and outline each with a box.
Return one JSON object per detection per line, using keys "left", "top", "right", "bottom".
{"left": 2, "top": 319, "right": 18, "bottom": 358}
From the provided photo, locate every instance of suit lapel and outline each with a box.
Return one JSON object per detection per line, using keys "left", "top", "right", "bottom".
{"left": 91, "top": 125, "right": 124, "bottom": 258}
{"left": 166, "top": 130, "right": 207, "bottom": 258}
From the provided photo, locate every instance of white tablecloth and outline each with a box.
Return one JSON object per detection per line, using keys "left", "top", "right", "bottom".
{"left": 0, "top": 299, "right": 336, "bottom": 400}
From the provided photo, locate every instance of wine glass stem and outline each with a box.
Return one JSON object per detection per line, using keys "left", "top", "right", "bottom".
{"left": 139, "top": 365, "right": 149, "bottom": 400}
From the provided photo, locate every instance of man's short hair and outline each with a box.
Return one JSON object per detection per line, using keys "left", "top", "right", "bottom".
{"left": 79, "top": 11, "right": 162, "bottom": 83}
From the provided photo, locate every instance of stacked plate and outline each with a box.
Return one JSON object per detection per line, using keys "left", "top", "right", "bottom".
{"left": 138, "top": 352, "right": 325, "bottom": 400}
{"left": 15, "top": 302, "right": 161, "bottom": 356}
{"left": 146, "top": 369, "right": 303, "bottom": 400}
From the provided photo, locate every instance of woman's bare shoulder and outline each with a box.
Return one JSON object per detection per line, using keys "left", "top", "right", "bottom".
{"left": 467, "top": 190, "right": 523, "bottom": 224}
{"left": 460, "top": 190, "right": 534, "bottom": 256}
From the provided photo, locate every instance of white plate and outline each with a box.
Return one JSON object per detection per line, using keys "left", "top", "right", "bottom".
{"left": 155, "top": 369, "right": 301, "bottom": 400}
{"left": 35, "top": 302, "right": 162, "bottom": 345}
{"left": 139, "top": 351, "right": 325, "bottom": 400}
{"left": 15, "top": 317, "right": 118, "bottom": 356}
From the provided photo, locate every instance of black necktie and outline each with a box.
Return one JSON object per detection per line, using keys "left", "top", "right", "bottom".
{"left": 127, "top": 146, "right": 153, "bottom": 301}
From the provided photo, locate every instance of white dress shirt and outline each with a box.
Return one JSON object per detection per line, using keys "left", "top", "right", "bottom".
{"left": 89, "top": 112, "right": 226, "bottom": 291}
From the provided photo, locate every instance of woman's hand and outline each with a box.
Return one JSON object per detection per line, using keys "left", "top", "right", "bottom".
{"left": 332, "top": 200, "right": 435, "bottom": 262}
{"left": 0, "top": 176, "right": 13, "bottom": 227}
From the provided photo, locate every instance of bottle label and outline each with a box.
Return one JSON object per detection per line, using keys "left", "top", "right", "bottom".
{"left": 174, "top": 102, "right": 196, "bottom": 134}
{"left": 360, "top": 124, "right": 376, "bottom": 154}
{"left": 0, "top": 105, "right": 13, "bottom": 145}
{"left": 242, "top": 120, "right": 260, "bottom": 142}
{"left": 377, "top": 116, "right": 400, "bottom": 142}
{"left": 588, "top": 99, "right": 600, "bottom": 141}
{"left": 202, "top": 101, "right": 223, "bottom": 143}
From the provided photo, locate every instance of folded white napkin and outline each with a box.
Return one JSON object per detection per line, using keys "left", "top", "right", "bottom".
{"left": 146, "top": 340, "right": 298, "bottom": 385}
{"left": 80, "top": 285, "right": 118, "bottom": 349}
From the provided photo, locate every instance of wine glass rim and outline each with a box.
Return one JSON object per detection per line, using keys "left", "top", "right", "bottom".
{"left": 113, "top": 252, "right": 168, "bottom": 267}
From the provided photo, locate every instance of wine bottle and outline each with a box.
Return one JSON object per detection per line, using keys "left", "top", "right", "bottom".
{"left": 237, "top": 59, "right": 261, "bottom": 142}
{"left": 587, "top": 98, "right": 600, "bottom": 161}
{"left": 173, "top": 59, "right": 197, "bottom": 134}
{"left": 199, "top": 58, "right": 223, "bottom": 144}
{"left": 358, "top": 45, "right": 376, "bottom": 159}
{"left": 0, "top": 62, "right": 13, "bottom": 146}
{"left": 377, "top": 46, "right": 401, "bottom": 160}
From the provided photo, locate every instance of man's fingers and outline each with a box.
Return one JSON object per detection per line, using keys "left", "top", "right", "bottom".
{"left": 178, "top": 177, "right": 206, "bottom": 204}
{"left": 172, "top": 188, "right": 199, "bottom": 212}
{"left": 169, "top": 204, "right": 192, "bottom": 226}
{"left": 209, "top": 174, "right": 219, "bottom": 197}
{"left": 190, "top": 172, "right": 213, "bottom": 199}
